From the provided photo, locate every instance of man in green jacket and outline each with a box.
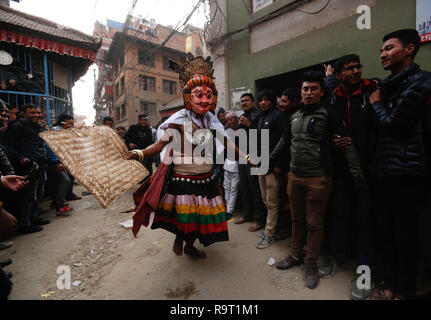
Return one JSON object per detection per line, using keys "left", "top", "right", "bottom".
{"left": 270, "top": 71, "right": 364, "bottom": 289}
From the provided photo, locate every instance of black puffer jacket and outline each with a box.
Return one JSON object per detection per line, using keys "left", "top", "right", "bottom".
{"left": 372, "top": 63, "right": 431, "bottom": 177}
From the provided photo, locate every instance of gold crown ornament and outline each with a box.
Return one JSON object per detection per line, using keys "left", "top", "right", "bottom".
{"left": 179, "top": 53, "right": 218, "bottom": 111}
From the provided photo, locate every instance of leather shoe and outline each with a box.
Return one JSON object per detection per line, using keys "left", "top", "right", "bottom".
{"left": 276, "top": 255, "right": 303, "bottom": 270}
{"left": 66, "top": 194, "right": 82, "bottom": 201}
{"left": 0, "top": 258, "right": 12, "bottom": 268}
{"left": 31, "top": 218, "right": 50, "bottom": 226}
{"left": 305, "top": 264, "right": 320, "bottom": 289}
{"left": 19, "top": 225, "right": 43, "bottom": 234}
{"left": 248, "top": 223, "right": 264, "bottom": 232}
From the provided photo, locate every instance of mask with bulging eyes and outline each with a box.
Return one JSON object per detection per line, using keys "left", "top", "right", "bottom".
{"left": 189, "top": 86, "right": 215, "bottom": 115}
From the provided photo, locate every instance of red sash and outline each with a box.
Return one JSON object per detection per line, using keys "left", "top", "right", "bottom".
{"left": 132, "top": 149, "right": 173, "bottom": 237}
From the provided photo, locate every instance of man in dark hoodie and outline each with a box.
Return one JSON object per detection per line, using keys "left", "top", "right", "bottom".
{"left": 320, "top": 54, "right": 378, "bottom": 300}
{"left": 5, "top": 103, "right": 50, "bottom": 234}
{"left": 369, "top": 29, "right": 431, "bottom": 300}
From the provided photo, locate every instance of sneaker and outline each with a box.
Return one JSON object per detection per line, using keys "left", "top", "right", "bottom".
{"left": 351, "top": 276, "right": 374, "bottom": 300}
{"left": 19, "top": 225, "right": 43, "bottom": 234}
{"left": 256, "top": 235, "right": 275, "bottom": 249}
{"left": 31, "top": 218, "right": 51, "bottom": 226}
{"left": 276, "top": 255, "right": 303, "bottom": 270}
{"left": 0, "top": 241, "right": 14, "bottom": 250}
{"left": 56, "top": 206, "right": 73, "bottom": 216}
{"left": 318, "top": 256, "right": 344, "bottom": 279}
{"left": 305, "top": 264, "right": 320, "bottom": 289}
{"left": 256, "top": 231, "right": 265, "bottom": 238}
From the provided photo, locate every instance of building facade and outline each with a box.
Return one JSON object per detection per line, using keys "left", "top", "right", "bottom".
{"left": 0, "top": 4, "right": 100, "bottom": 125}
{"left": 209, "top": 0, "right": 431, "bottom": 109}
{"left": 105, "top": 25, "right": 187, "bottom": 128}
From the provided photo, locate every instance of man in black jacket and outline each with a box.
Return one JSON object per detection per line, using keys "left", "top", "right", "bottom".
{"left": 233, "top": 93, "right": 267, "bottom": 230}
{"left": 255, "top": 89, "right": 285, "bottom": 249}
{"left": 369, "top": 29, "right": 431, "bottom": 300}
{"left": 124, "top": 114, "right": 154, "bottom": 175}
{"left": 5, "top": 104, "right": 50, "bottom": 234}
{"left": 319, "top": 54, "right": 378, "bottom": 300}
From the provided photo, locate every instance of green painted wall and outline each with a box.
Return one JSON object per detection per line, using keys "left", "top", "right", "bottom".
{"left": 225, "top": 0, "right": 431, "bottom": 104}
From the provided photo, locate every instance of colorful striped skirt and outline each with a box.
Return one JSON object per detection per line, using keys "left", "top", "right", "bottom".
{"left": 151, "top": 171, "right": 229, "bottom": 247}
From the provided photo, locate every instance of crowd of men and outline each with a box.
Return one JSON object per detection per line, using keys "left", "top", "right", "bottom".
{"left": 0, "top": 108, "right": 159, "bottom": 298}
{"left": 0, "top": 28, "right": 430, "bottom": 300}
{"left": 217, "top": 29, "right": 431, "bottom": 300}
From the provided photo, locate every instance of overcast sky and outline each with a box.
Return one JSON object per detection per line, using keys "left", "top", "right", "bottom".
{"left": 11, "top": 0, "right": 207, "bottom": 125}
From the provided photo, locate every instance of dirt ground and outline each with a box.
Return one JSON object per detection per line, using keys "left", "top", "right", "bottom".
{"left": 2, "top": 184, "right": 357, "bottom": 300}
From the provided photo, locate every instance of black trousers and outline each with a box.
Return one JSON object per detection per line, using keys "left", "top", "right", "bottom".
{"left": 329, "top": 172, "right": 377, "bottom": 269}
{"left": 0, "top": 267, "right": 12, "bottom": 300}
{"left": 238, "top": 164, "right": 267, "bottom": 225}
{"left": 376, "top": 175, "right": 425, "bottom": 299}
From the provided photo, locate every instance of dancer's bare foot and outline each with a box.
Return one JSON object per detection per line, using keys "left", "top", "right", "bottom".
{"left": 173, "top": 237, "right": 183, "bottom": 256}
{"left": 184, "top": 244, "right": 207, "bottom": 259}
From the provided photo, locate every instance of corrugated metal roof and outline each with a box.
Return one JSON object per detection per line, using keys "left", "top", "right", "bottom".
{"left": 0, "top": 4, "right": 99, "bottom": 48}
{"left": 159, "top": 98, "right": 184, "bottom": 112}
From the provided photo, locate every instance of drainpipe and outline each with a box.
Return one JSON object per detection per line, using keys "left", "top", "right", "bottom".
{"left": 68, "top": 61, "right": 74, "bottom": 118}
{"left": 43, "top": 53, "right": 51, "bottom": 126}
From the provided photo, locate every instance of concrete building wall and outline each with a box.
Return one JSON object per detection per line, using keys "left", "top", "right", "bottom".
{"left": 209, "top": 0, "right": 229, "bottom": 111}
{"left": 112, "top": 42, "right": 184, "bottom": 128}
{"left": 224, "top": 0, "right": 431, "bottom": 106}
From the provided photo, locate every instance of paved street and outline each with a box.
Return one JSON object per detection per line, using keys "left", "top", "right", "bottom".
{"left": 2, "top": 185, "right": 357, "bottom": 300}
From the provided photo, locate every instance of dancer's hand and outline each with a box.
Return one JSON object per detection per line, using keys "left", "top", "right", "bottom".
{"left": 127, "top": 151, "right": 138, "bottom": 160}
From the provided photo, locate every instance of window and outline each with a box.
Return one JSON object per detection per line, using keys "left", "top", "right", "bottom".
{"left": 140, "top": 101, "right": 156, "bottom": 114}
{"left": 253, "top": 0, "right": 273, "bottom": 13}
{"left": 115, "top": 82, "right": 119, "bottom": 97}
{"left": 138, "top": 49, "right": 155, "bottom": 67}
{"left": 115, "top": 106, "right": 120, "bottom": 121}
{"left": 140, "top": 75, "right": 156, "bottom": 92}
{"left": 120, "top": 52, "right": 125, "bottom": 67}
{"left": 163, "top": 80, "right": 177, "bottom": 95}
{"left": 121, "top": 103, "right": 127, "bottom": 119}
{"left": 163, "top": 56, "right": 176, "bottom": 71}
{"left": 115, "top": 103, "right": 127, "bottom": 121}
{"left": 120, "top": 77, "right": 125, "bottom": 93}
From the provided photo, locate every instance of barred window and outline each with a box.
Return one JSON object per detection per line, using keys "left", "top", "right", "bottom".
{"left": 162, "top": 80, "right": 176, "bottom": 95}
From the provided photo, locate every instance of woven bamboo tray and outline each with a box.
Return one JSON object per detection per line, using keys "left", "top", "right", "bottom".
{"left": 40, "top": 126, "right": 148, "bottom": 208}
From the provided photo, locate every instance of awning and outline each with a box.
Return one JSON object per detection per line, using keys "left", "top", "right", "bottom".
{"left": 0, "top": 29, "right": 97, "bottom": 61}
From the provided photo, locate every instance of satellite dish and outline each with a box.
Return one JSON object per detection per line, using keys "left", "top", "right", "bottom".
{"left": 0, "top": 50, "right": 13, "bottom": 66}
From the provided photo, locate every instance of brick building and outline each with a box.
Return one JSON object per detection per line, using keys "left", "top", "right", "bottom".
{"left": 104, "top": 21, "right": 188, "bottom": 128}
